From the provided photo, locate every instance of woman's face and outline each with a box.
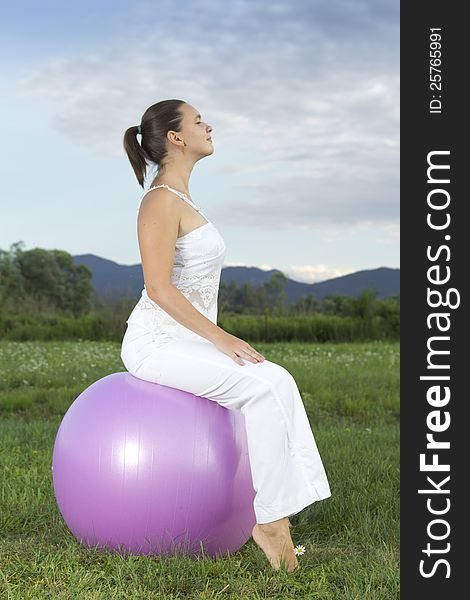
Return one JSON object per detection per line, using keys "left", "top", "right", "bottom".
{"left": 176, "top": 103, "right": 213, "bottom": 156}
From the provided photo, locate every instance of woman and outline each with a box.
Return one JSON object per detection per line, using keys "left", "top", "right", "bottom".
{"left": 121, "top": 99, "right": 331, "bottom": 572}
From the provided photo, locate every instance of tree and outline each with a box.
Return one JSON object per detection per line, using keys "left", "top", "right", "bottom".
{"left": 294, "top": 293, "right": 320, "bottom": 315}
{"left": 321, "top": 293, "right": 352, "bottom": 316}
{"left": 0, "top": 242, "right": 27, "bottom": 309}
{"left": 263, "top": 271, "right": 288, "bottom": 316}
{"left": 350, "top": 288, "right": 380, "bottom": 321}
{"left": 0, "top": 242, "right": 94, "bottom": 317}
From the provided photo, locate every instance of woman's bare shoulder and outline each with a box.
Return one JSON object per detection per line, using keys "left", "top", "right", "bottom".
{"left": 138, "top": 187, "right": 181, "bottom": 218}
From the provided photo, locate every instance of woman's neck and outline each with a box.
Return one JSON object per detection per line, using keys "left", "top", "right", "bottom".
{"left": 151, "top": 163, "right": 194, "bottom": 197}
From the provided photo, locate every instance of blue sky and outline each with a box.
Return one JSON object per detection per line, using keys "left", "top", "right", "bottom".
{"left": 0, "top": 0, "right": 399, "bottom": 284}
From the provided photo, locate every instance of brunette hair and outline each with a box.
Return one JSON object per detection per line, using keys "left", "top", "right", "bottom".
{"left": 123, "top": 99, "right": 186, "bottom": 188}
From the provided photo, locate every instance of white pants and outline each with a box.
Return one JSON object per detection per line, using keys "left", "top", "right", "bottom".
{"left": 121, "top": 327, "right": 332, "bottom": 524}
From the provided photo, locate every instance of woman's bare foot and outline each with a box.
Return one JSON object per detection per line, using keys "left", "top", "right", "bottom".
{"left": 252, "top": 518, "right": 299, "bottom": 572}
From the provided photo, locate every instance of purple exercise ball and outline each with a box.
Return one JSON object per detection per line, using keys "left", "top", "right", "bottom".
{"left": 52, "top": 372, "right": 256, "bottom": 558}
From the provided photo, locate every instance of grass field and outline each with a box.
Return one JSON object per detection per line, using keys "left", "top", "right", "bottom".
{"left": 0, "top": 340, "right": 399, "bottom": 599}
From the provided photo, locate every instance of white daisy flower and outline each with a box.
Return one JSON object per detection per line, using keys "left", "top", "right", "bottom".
{"left": 294, "top": 544, "right": 306, "bottom": 556}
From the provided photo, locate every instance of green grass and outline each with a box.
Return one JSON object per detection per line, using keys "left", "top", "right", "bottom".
{"left": 0, "top": 340, "right": 399, "bottom": 599}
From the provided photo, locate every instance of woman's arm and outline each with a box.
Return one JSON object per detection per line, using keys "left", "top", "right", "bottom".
{"left": 150, "top": 284, "right": 224, "bottom": 344}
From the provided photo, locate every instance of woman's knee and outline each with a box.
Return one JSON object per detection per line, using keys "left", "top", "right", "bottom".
{"left": 246, "top": 359, "right": 294, "bottom": 389}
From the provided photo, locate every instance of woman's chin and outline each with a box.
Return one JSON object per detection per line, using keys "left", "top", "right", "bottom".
{"left": 198, "top": 147, "right": 214, "bottom": 161}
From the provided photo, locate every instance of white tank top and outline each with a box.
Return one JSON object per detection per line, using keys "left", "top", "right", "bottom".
{"left": 125, "top": 184, "right": 227, "bottom": 347}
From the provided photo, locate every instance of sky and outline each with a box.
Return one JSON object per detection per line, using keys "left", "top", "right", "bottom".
{"left": 0, "top": 0, "right": 399, "bottom": 284}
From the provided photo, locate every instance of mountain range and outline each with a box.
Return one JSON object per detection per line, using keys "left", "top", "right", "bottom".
{"left": 73, "top": 254, "right": 399, "bottom": 303}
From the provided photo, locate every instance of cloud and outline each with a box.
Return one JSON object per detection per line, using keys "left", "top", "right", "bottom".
{"left": 285, "top": 264, "right": 356, "bottom": 284}
{"left": 224, "top": 260, "right": 353, "bottom": 284}
{"left": 10, "top": 0, "right": 399, "bottom": 232}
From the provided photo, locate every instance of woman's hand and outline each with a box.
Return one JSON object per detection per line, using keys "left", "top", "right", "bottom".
{"left": 212, "top": 331, "right": 265, "bottom": 366}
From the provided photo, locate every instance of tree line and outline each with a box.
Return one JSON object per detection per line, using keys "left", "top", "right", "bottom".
{"left": 0, "top": 242, "right": 399, "bottom": 342}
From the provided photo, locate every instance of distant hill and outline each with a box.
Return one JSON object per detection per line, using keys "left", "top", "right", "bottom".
{"left": 73, "top": 254, "right": 399, "bottom": 303}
